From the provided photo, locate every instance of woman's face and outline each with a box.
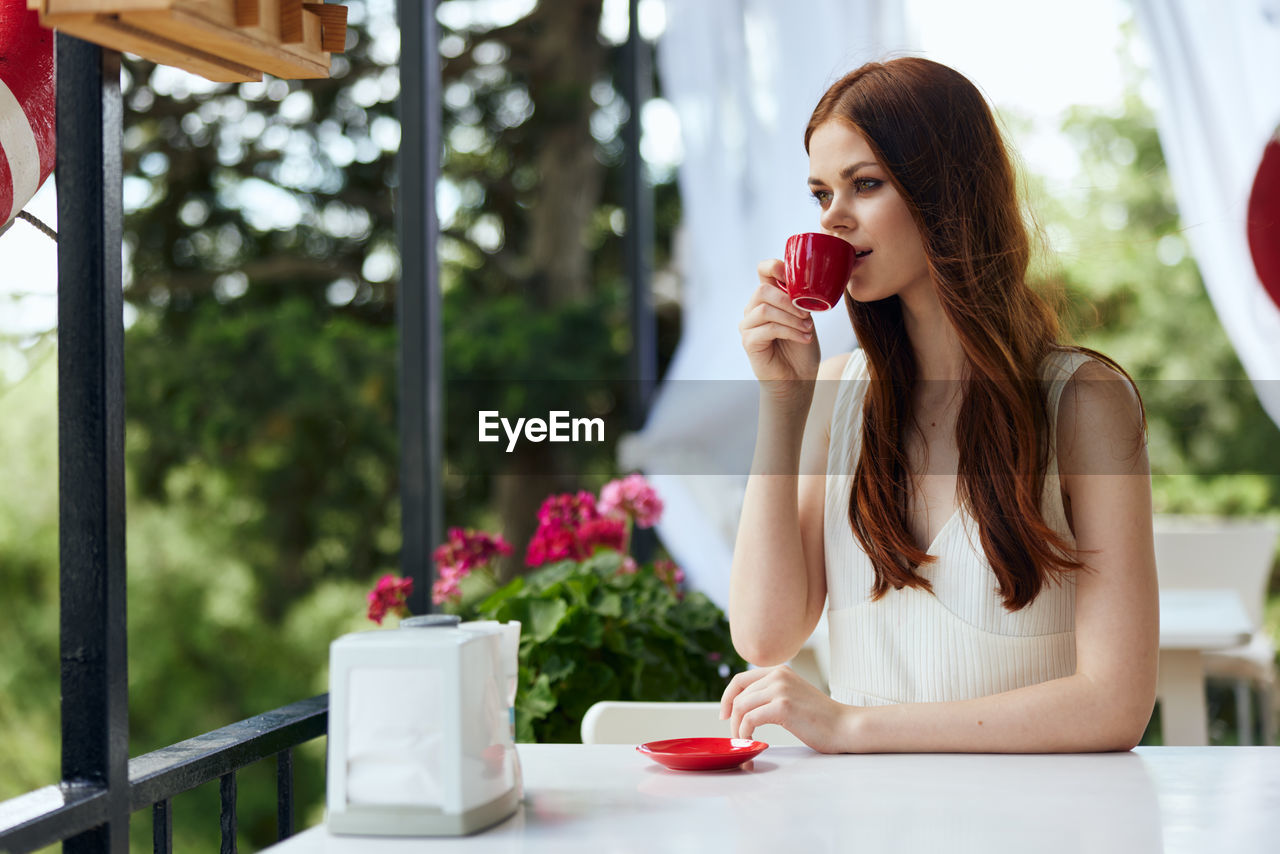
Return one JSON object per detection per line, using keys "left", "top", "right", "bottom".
{"left": 807, "top": 121, "right": 933, "bottom": 304}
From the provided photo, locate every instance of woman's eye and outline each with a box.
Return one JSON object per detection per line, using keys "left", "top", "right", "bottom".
{"left": 810, "top": 189, "right": 832, "bottom": 205}
{"left": 853, "top": 178, "right": 882, "bottom": 192}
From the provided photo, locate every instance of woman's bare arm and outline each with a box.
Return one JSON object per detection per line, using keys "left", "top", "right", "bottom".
{"left": 729, "top": 351, "right": 850, "bottom": 665}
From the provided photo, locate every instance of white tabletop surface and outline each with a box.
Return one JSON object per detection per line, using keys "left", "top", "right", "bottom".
{"left": 267, "top": 743, "right": 1280, "bottom": 854}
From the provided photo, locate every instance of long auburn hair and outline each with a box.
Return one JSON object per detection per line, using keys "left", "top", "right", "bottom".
{"left": 806, "top": 57, "right": 1142, "bottom": 610}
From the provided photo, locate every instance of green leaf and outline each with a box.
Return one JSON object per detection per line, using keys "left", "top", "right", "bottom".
{"left": 475, "top": 576, "right": 525, "bottom": 615}
{"left": 565, "top": 608, "right": 604, "bottom": 648}
{"left": 537, "top": 652, "right": 577, "bottom": 683}
{"left": 523, "top": 673, "right": 557, "bottom": 719}
{"left": 594, "top": 591, "right": 622, "bottom": 618}
{"left": 524, "top": 597, "right": 569, "bottom": 643}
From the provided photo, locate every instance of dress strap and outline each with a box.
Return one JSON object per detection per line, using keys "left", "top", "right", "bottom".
{"left": 1042, "top": 348, "right": 1097, "bottom": 468}
{"left": 1040, "top": 348, "right": 1097, "bottom": 543}
{"left": 826, "top": 349, "right": 870, "bottom": 476}
{"left": 830, "top": 348, "right": 869, "bottom": 429}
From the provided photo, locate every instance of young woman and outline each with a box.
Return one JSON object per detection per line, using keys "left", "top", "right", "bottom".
{"left": 721, "top": 57, "right": 1159, "bottom": 753}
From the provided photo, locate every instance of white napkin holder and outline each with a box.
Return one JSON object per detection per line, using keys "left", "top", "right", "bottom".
{"left": 326, "top": 615, "right": 521, "bottom": 836}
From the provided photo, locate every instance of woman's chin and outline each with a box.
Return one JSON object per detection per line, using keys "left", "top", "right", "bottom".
{"left": 845, "top": 283, "right": 890, "bottom": 304}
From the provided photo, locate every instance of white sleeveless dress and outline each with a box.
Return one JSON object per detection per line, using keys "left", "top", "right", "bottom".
{"left": 823, "top": 347, "right": 1095, "bottom": 707}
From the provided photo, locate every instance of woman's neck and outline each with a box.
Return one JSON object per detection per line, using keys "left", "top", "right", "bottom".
{"left": 900, "top": 287, "right": 967, "bottom": 382}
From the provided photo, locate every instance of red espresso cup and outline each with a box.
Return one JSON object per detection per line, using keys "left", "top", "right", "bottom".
{"left": 781, "top": 232, "right": 857, "bottom": 311}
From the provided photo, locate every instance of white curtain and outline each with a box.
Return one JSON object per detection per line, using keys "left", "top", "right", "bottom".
{"left": 1132, "top": 0, "right": 1280, "bottom": 428}
{"left": 621, "top": 0, "right": 910, "bottom": 610}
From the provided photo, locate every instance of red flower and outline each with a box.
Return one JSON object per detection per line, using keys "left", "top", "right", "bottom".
{"left": 536, "top": 491, "right": 600, "bottom": 529}
{"left": 526, "top": 525, "right": 580, "bottom": 567}
{"left": 432, "top": 527, "right": 513, "bottom": 573}
{"left": 577, "top": 517, "right": 626, "bottom": 554}
{"left": 366, "top": 574, "right": 413, "bottom": 625}
{"left": 526, "top": 491, "right": 625, "bottom": 567}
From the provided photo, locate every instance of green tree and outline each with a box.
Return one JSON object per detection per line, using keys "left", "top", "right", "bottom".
{"left": 121, "top": 0, "right": 681, "bottom": 590}
{"left": 121, "top": 0, "right": 404, "bottom": 607}
{"left": 1025, "top": 93, "right": 1280, "bottom": 514}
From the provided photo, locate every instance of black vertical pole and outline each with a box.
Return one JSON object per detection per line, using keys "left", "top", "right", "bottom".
{"left": 396, "top": 0, "right": 443, "bottom": 614}
{"left": 275, "top": 748, "right": 294, "bottom": 840}
{"left": 56, "top": 35, "right": 129, "bottom": 853}
{"left": 624, "top": 0, "right": 658, "bottom": 563}
{"left": 152, "top": 800, "right": 172, "bottom": 854}
{"left": 219, "top": 773, "right": 237, "bottom": 854}
{"left": 624, "top": 0, "right": 656, "bottom": 431}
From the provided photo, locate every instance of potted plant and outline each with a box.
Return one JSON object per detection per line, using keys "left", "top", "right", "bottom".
{"left": 364, "top": 475, "right": 745, "bottom": 742}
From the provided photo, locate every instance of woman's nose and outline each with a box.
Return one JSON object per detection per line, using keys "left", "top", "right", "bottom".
{"left": 819, "top": 199, "right": 853, "bottom": 233}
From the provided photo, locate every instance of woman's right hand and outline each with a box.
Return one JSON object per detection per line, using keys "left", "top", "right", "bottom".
{"left": 740, "top": 258, "right": 821, "bottom": 386}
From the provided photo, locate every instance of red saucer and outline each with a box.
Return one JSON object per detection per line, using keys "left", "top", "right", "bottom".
{"left": 636, "top": 737, "right": 768, "bottom": 771}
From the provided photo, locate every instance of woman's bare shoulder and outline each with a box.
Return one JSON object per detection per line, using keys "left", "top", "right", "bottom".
{"left": 818, "top": 350, "right": 855, "bottom": 380}
{"left": 1057, "top": 357, "right": 1147, "bottom": 477}
{"left": 806, "top": 352, "right": 858, "bottom": 447}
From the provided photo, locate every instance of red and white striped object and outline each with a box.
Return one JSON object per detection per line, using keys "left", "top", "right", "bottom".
{"left": 0, "top": 0, "right": 55, "bottom": 230}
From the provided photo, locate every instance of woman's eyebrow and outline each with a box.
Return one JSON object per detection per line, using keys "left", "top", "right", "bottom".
{"left": 808, "top": 161, "right": 879, "bottom": 186}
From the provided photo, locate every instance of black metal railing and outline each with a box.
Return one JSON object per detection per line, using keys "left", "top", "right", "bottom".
{"left": 0, "top": 695, "right": 327, "bottom": 853}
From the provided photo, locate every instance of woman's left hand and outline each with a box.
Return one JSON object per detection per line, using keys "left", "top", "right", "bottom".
{"left": 719, "top": 665, "right": 856, "bottom": 753}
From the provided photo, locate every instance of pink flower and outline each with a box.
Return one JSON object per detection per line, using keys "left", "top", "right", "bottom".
{"left": 432, "top": 564, "right": 465, "bottom": 606}
{"left": 616, "top": 556, "right": 639, "bottom": 576}
{"left": 427, "top": 528, "right": 511, "bottom": 605}
{"left": 366, "top": 574, "right": 413, "bottom": 624}
{"left": 599, "top": 474, "right": 663, "bottom": 528}
{"left": 653, "top": 559, "right": 685, "bottom": 591}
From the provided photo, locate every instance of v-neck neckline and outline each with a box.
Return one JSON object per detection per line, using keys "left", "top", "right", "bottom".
{"left": 920, "top": 503, "right": 964, "bottom": 556}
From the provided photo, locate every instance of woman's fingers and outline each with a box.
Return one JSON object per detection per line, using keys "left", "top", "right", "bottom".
{"left": 749, "top": 277, "right": 810, "bottom": 320}
{"left": 740, "top": 319, "right": 813, "bottom": 352}
{"left": 725, "top": 668, "right": 792, "bottom": 737}
{"left": 740, "top": 293, "right": 815, "bottom": 354}
{"left": 729, "top": 679, "right": 781, "bottom": 739}
{"left": 719, "top": 667, "right": 773, "bottom": 720}
{"left": 740, "top": 301, "right": 814, "bottom": 336}
{"left": 754, "top": 259, "right": 810, "bottom": 318}
{"left": 757, "top": 257, "right": 789, "bottom": 292}
{"left": 736, "top": 698, "right": 788, "bottom": 741}
{"left": 743, "top": 259, "right": 820, "bottom": 385}
{"left": 741, "top": 327, "right": 812, "bottom": 354}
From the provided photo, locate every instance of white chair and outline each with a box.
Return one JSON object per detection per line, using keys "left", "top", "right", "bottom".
{"left": 580, "top": 700, "right": 807, "bottom": 746}
{"left": 1153, "top": 515, "right": 1280, "bottom": 744}
{"left": 581, "top": 614, "right": 829, "bottom": 748}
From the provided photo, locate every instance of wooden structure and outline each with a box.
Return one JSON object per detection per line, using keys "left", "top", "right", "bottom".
{"left": 28, "top": 0, "right": 348, "bottom": 81}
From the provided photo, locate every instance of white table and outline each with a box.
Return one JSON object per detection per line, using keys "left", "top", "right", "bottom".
{"left": 267, "top": 743, "right": 1280, "bottom": 853}
{"left": 1158, "top": 588, "right": 1254, "bottom": 746}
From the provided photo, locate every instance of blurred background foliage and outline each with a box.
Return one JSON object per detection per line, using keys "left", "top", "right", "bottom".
{"left": 1, "top": 2, "right": 1278, "bottom": 850}
{"left": 1027, "top": 91, "right": 1280, "bottom": 513}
